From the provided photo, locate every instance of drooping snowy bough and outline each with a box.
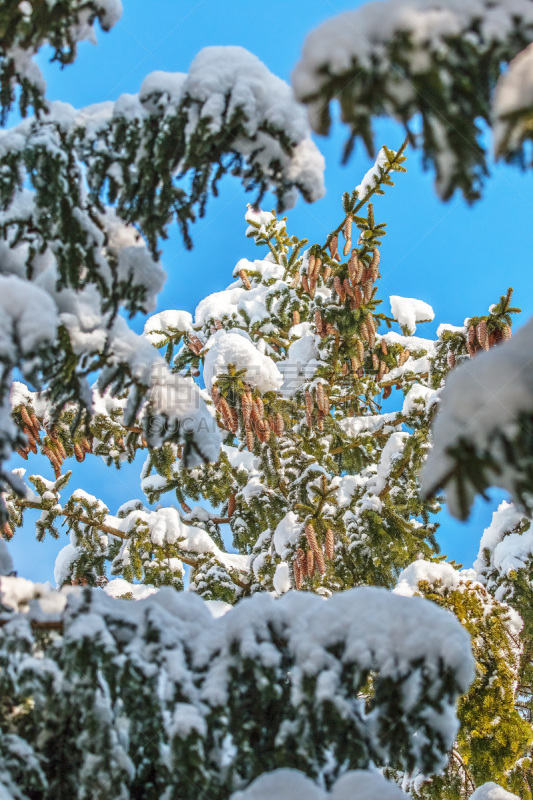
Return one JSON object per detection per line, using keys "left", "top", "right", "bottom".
{"left": 0, "top": 579, "right": 474, "bottom": 800}
{"left": 292, "top": 0, "right": 533, "bottom": 200}
{"left": 0, "top": 4, "right": 325, "bottom": 524}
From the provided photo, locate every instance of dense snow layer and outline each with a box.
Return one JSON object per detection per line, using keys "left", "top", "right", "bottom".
{"left": 144, "top": 310, "right": 194, "bottom": 347}
{"left": 390, "top": 296, "right": 435, "bottom": 334}
{"left": 470, "top": 782, "right": 520, "bottom": 800}
{"left": 230, "top": 769, "right": 408, "bottom": 800}
{"left": 279, "top": 331, "right": 321, "bottom": 396}
{"left": 421, "top": 315, "right": 533, "bottom": 516}
{"left": 203, "top": 331, "right": 283, "bottom": 394}
{"left": 292, "top": 0, "right": 533, "bottom": 107}
{"left": 474, "top": 501, "right": 527, "bottom": 575}
{"left": 395, "top": 559, "right": 467, "bottom": 597}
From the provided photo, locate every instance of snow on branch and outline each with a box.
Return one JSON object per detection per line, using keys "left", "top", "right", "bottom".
{"left": 292, "top": 0, "right": 533, "bottom": 200}
{"left": 421, "top": 315, "right": 533, "bottom": 518}
{"left": 0, "top": 0, "right": 123, "bottom": 121}
{"left": 76, "top": 46, "right": 325, "bottom": 249}
{"left": 0, "top": 581, "right": 474, "bottom": 794}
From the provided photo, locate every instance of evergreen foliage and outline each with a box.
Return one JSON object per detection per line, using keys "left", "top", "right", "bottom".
{"left": 2, "top": 145, "right": 531, "bottom": 798}
{"left": 1, "top": 3, "right": 533, "bottom": 799}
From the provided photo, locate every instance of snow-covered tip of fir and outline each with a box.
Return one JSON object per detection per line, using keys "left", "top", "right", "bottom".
{"left": 230, "top": 768, "right": 408, "bottom": 800}
{"left": 470, "top": 782, "right": 520, "bottom": 800}
{"left": 144, "top": 310, "right": 194, "bottom": 348}
{"left": 203, "top": 331, "right": 284, "bottom": 395}
{"left": 421, "top": 315, "right": 533, "bottom": 518}
{"left": 493, "top": 42, "right": 533, "bottom": 157}
{"left": 355, "top": 148, "right": 394, "bottom": 200}
{"left": 474, "top": 500, "right": 533, "bottom": 584}
{"left": 389, "top": 295, "right": 435, "bottom": 335}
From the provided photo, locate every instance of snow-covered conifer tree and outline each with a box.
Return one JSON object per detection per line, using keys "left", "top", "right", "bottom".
{"left": 2, "top": 142, "right": 531, "bottom": 798}
{"left": 1, "top": 3, "right": 532, "bottom": 799}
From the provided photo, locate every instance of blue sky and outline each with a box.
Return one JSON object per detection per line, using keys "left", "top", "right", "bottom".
{"left": 7, "top": 0, "right": 533, "bottom": 581}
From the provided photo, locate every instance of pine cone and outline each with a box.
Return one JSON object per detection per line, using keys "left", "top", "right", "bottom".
{"left": 252, "top": 396, "right": 264, "bottom": 422}
{"left": 273, "top": 412, "right": 285, "bottom": 436}
{"left": 228, "top": 494, "right": 236, "bottom": 517}
{"left": 2, "top": 521, "right": 13, "bottom": 540}
{"left": 292, "top": 310, "right": 300, "bottom": 326}
{"left": 323, "top": 266, "right": 332, "bottom": 281}
{"left": 360, "top": 323, "right": 369, "bottom": 342}
{"left": 333, "top": 275, "right": 343, "bottom": 298}
{"left": 325, "top": 528, "right": 335, "bottom": 560}
{"left": 246, "top": 429, "right": 255, "bottom": 452}
{"left": 372, "top": 353, "right": 379, "bottom": 371}
{"left": 228, "top": 408, "right": 239, "bottom": 434}
{"left": 343, "top": 277, "right": 354, "bottom": 297}
{"left": 381, "top": 339, "right": 388, "bottom": 355}
{"left": 476, "top": 320, "right": 489, "bottom": 350}
{"left": 302, "top": 273, "right": 310, "bottom": 295}
{"left": 447, "top": 352, "right": 456, "bottom": 369}
{"left": 307, "top": 548, "right": 315, "bottom": 575}
{"left": 24, "top": 428, "right": 37, "bottom": 454}
{"left": 371, "top": 247, "right": 380, "bottom": 280}
{"left": 329, "top": 234, "right": 339, "bottom": 260}
{"left": 241, "top": 391, "right": 253, "bottom": 425}
{"left": 316, "top": 383, "right": 326, "bottom": 413}
{"left": 20, "top": 406, "right": 32, "bottom": 429}
{"left": 398, "top": 348, "right": 410, "bottom": 367}
{"left": 297, "top": 547, "right": 308, "bottom": 577}
{"left": 305, "top": 521, "right": 318, "bottom": 552}
{"left": 239, "top": 269, "right": 251, "bottom": 289}
{"left": 211, "top": 385, "right": 221, "bottom": 408}
{"left": 74, "top": 443, "right": 85, "bottom": 462}
{"left": 293, "top": 558, "right": 302, "bottom": 590}
{"left": 342, "top": 363, "right": 348, "bottom": 376}
{"left": 383, "top": 385, "right": 392, "bottom": 400}
{"left": 502, "top": 325, "right": 512, "bottom": 341}
{"left": 343, "top": 215, "right": 353, "bottom": 242}
{"left": 315, "top": 548, "right": 326, "bottom": 575}
{"left": 305, "top": 390, "right": 313, "bottom": 416}
{"left": 356, "top": 339, "right": 365, "bottom": 363}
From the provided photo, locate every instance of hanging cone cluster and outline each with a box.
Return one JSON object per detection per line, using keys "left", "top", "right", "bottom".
{"left": 188, "top": 334, "right": 204, "bottom": 355}
{"left": 294, "top": 520, "right": 337, "bottom": 585}
{"left": 15, "top": 404, "right": 92, "bottom": 479}
{"left": 465, "top": 318, "right": 512, "bottom": 357}
{"left": 211, "top": 380, "right": 287, "bottom": 451}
